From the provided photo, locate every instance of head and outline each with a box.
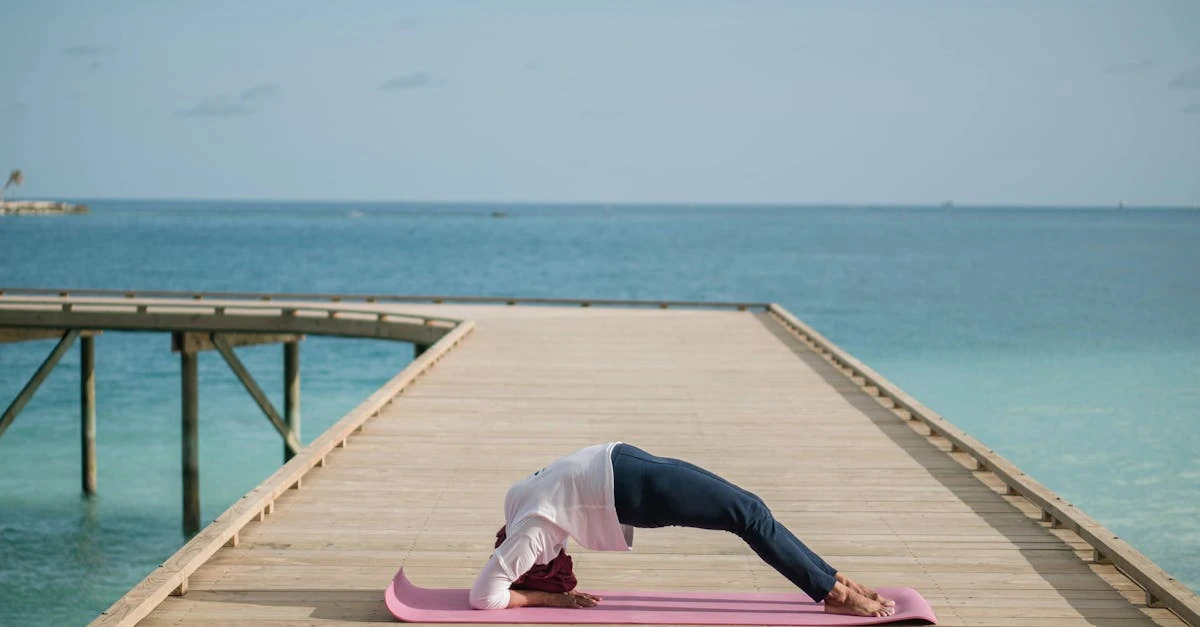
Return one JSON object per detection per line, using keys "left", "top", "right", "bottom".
{"left": 494, "top": 525, "right": 577, "bottom": 592}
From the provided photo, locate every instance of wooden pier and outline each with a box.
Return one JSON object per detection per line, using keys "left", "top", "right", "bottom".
{"left": 0, "top": 291, "right": 457, "bottom": 535}
{"left": 2, "top": 290, "right": 1197, "bottom": 626}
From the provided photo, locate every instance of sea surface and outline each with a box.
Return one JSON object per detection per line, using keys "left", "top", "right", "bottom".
{"left": 1, "top": 200, "right": 1197, "bottom": 626}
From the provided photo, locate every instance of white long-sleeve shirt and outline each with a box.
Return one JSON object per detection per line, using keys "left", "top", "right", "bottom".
{"left": 469, "top": 443, "right": 634, "bottom": 609}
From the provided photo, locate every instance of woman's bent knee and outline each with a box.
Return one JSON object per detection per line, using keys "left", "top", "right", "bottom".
{"left": 730, "top": 492, "right": 774, "bottom": 535}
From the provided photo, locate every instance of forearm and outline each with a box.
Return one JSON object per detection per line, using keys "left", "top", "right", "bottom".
{"left": 507, "top": 588, "right": 599, "bottom": 609}
{"left": 506, "top": 589, "right": 565, "bottom": 608}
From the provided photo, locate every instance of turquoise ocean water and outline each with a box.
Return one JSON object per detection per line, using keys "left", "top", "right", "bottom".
{"left": 1, "top": 201, "right": 1197, "bottom": 626}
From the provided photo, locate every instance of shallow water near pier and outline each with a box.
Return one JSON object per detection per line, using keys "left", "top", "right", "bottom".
{"left": 1, "top": 201, "right": 1197, "bottom": 626}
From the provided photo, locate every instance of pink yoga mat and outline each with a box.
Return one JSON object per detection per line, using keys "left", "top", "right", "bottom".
{"left": 386, "top": 568, "right": 937, "bottom": 625}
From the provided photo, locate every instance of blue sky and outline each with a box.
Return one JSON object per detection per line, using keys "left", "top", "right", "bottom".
{"left": 1, "top": 0, "right": 1198, "bottom": 205}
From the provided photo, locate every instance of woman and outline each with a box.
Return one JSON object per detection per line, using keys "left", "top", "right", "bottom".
{"left": 469, "top": 442, "right": 895, "bottom": 617}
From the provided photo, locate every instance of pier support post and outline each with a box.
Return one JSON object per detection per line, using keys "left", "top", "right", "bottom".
{"left": 81, "top": 335, "right": 96, "bottom": 495}
{"left": 284, "top": 341, "right": 300, "bottom": 463}
{"left": 180, "top": 341, "right": 200, "bottom": 537}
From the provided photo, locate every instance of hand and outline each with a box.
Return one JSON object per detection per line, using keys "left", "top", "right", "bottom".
{"left": 554, "top": 590, "right": 602, "bottom": 609}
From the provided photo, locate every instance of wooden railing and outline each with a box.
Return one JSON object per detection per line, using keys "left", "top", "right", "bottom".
{"left": 0, "top": 296, "right": 459, "bottom": 345}
{"left": 767, "top": 304, "right": 1200, "bottom": 627}
{"left": 0, "top": 287, "right": 769, "bottom": 311}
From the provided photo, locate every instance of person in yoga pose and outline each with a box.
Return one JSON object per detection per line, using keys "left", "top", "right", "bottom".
{"left": 469, "top": 442, "right": 896, "bottom": 617}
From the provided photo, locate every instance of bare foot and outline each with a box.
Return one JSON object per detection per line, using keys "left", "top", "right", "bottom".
{"left": 823, "top": 582, "right": 896, "bottom": 618}
{"left": 836, "top": 573, "right": 895, "bottom": 607}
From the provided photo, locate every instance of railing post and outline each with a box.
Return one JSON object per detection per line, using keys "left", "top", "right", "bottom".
{"left": 284, "top": 341, "right": 300, "bottom": 462}
{"left": 179, "top": 336, "right": 200, "bottom": 536}
{"left": 81, "top": 335, "right": 97, "bottom": 495}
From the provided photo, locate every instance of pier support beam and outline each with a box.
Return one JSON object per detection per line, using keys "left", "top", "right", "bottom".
{"left": 0, "top": 329, "right": 81, "bottom": 440}
{"left": 81, "top": 335, "right": 97, "bottom": 494}
{"left": 171, "top": 332, "right": 304, "bottom": 464}
{"left": 284, "top": 341, "right": 300, "bottom": 463}
{"left": 180, "top": 344, "right": 200, "bottom": 537}
{"left": 0, "top": 328, "right": 99, "bottom": 344}
{"left": 211, "top": 335, "right": 302, "bottom": 456}
{"left": 171, "top": 332, "right": 305, "bottom": 535}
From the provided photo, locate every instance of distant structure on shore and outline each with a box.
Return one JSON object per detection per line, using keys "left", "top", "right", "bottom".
{"left": 0, "top": 168, "right": 88, "bottom": 215}
{"left": 0, "top": 200, "right": 89, "bottom": 215}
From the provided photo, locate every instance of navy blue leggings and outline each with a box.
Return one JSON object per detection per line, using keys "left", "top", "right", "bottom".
{"left": 610, "top": 444, "right": 838, "bottom": 601}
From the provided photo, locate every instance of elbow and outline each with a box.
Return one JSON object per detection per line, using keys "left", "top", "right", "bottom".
{"left": 469, "top": 587, "right": 509, "bottom": 610}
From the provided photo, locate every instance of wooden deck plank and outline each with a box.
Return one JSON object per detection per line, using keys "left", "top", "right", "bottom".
{"left": 124, "top": 306, "right": 1183, "bottom": 626}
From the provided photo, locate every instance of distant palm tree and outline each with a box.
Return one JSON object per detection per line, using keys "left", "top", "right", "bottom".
{"left": 1, "top": 169, "right": 23, "bottom": 203}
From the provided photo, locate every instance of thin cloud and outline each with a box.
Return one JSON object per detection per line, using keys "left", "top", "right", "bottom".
{"left": 174, "top": 83, "right": 284, "bottom": 119}
{"left": 397, "top": 17, "right": 419, "bottom": 28}
{"left": 174, "top": 98, "right": 254, "bottom": 119}
{"left": 240, "top": 82, "right": 284, "bottom": 101}
{"left": 66, "top": 45, "right": 111, "bottom": 71}
{"left": 1106, "top": 59, "right": 1152, "bottom": 74}
{"left": 0, "top": 102, "right": 25, "bottom": 113}
{"left": 379, "top": 72, "right": 439, "bottom": 90}
{"left": 64, "top": 45, "right": 112, "bottom": 57}
{"left": 1184, "top": 103, "right": 1200, "bottom": 115}
{"left": 1169, "top": 65, "right": 1200, "bottom": 89}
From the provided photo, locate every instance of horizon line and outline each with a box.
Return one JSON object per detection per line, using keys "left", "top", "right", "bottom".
{"left": 27, "top": 196, "right": 1200, "bottom": 211}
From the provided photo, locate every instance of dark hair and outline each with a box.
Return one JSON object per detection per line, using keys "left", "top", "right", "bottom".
{"left": 495, "top": 526, "right": 577, "bottom": 593}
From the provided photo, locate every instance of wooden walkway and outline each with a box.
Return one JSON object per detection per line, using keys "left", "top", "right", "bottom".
{"left": 85, "top": 303, "right": 1190, "bottom": 626}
